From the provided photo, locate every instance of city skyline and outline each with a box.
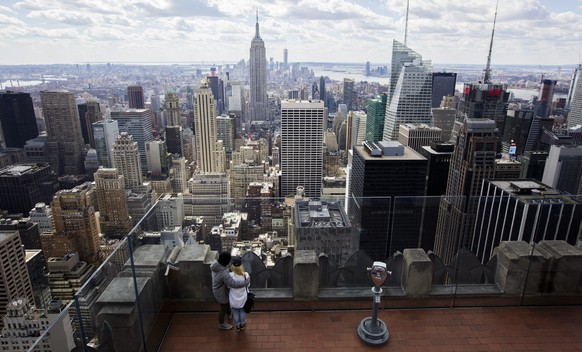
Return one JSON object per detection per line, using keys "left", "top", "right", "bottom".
{"left": 0, "top": 0, "right": 579, "bottom": 66}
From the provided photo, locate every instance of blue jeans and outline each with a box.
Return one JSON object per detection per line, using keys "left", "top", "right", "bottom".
{"left": 231, "top": 307, "right": 246, "bottom": 326}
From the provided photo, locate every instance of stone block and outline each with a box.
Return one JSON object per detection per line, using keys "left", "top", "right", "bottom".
{"left": 494, "top": 241, "right": 546, "bottom": 294}
{"left": 293, "top": 250, "right": 318, "bottom": 299}
{"left": 536, "top": 241, "right": 582, "bottom": 294}
{"left": 402, "top": 249, "right": 432, "bottom": 296}
{"left": 173, "top": 244, "right": 214, "bottom": 300}
{"left": 96, "top": 277, "right": 153, "bottom": 352}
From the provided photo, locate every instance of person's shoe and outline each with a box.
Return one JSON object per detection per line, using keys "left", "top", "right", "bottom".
{"left": 236, "top": 324, "right": 241, "bottom": 332}
{"left": 240, "top": 322, "right": 246, "bottom": 330}
{"left": 218, "top": 322, "right": 233, "bottom": 330}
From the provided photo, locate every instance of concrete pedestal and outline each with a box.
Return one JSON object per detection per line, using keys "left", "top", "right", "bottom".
{"left": 357, "top": 317, "right": 389, "bottom": 346}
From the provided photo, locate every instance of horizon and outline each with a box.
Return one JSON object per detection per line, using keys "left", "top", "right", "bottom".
{"left": 0, "top": 0, "right": 580, "bottom": 66}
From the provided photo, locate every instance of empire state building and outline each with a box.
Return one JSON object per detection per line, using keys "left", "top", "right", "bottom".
{"left": 249, "top": 12, "right": 268, "bottom": 122}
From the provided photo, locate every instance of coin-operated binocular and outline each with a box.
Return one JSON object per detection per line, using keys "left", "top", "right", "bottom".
{"left": 357, "top": 261, "right": 391, "bottom": 346}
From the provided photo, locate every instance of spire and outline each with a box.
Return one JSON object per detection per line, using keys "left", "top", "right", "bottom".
{"left": 255, "top": 10, "right": 260, "bottom": 39}
{"left": 404, "top": 0, "right": 410, "bottom": 46}
{"left": 483, "top": 0, "right": 498, "bottom": 84}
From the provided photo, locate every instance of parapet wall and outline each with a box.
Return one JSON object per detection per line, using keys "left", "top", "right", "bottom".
{"left": 95, "top": 240, "right": 582, "bottom": 352}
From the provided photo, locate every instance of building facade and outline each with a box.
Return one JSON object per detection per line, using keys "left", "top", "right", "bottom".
{"left": 0, "top": 91, "right": 38, "bottom": 149}
{"left": 249, "top": 14, "right": 269, "bottom": 122}
{"left": 41, "top": 90, "right": 85, "bottom": 176}
{"left": 280, "top": 100, "right": 324, "bottom": 198}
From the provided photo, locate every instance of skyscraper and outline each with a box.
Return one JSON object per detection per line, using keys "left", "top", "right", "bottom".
{"left": 319, "top": 76, "right": 326, "bottom": 106}
{"left": 127, "top": 85, "right": 145, "bottom": 109}
{"left": 77, "top": 100, "right": 103, "bottom": 147}
{"left": 343, "top": 78, "right": 354, "bottom": 111}
{"left": 431, "top": 72, "right": 457, "bottom": 108}
{"left": 472, "top": 180, "right": 582, "bottom": 263}
{"left": 280, "top": 100, "right": 324, "bottom": 198}
{"left": 398, "top": 123, "right": 443, "bottom": 154}
{"left": 388, "top": 39, "right": 422, "bottom": 104}
{"left": 383, "top": 41, "right": 432, "bottom": 141}
{"left": 541, "top": 145, "right": 582, "bottom": 195}
{"left": 41, "top": 90, "right": 85, "bottom": 175}
{"left": 0, "top": 91, "right": 39, "bottom": 148}
{"left": 456, "top": 83, "right": 509, "bottom": 138}
{"left": 94, "top": 168, "right": 132, "bottom": 239}
{"left": 206, "top": 75, "right": 224, "bottom": 115}
{"left": 568, "top": 64, "right": 582, "bottom": 129}
{"left": 145, "top": 140, "right": 171, "bottom": 177}
{"left": 42, "top": 183, "right": 100, "bottom": 264}
{"left": 110, "top": 109, "right": 154, "bottom": 174}
{"left": 112, "top": 132, "right": 143, "bottom": 192}
{"left": 216, "top": 114, "right": 235, "bottom": 161}
{"left": 165, "top": 91, "right": 184, "bottom": 156}
{"left": 347, "top": 111, "right": 367, "bottom": 149}
{"left": 194, "top": 82, "right": 219, "bottom": 173}
{"left": 283, "top": 47, "right": 288, "bottom": 71}
{"left": 501, "top": 107, "right": 534, "bottom": 156}
{"left": 0, "top": 163, "right": 58, "bottom": 216}
{"left": 434, "top": 119, "right": 498, "bottom": 264}
{"left": 0, "top": 231, "right": 34, "bottom": 329}
{"left": 249, "top": 12, "right": 268, "bottom": 122}
{"left": 92, "top": 119, "right": 119, "bottom": 168}
{"left": 536, "top": 79, "right": 557, "bottom": 118}
{"left": 349, "top": 142, "right": 428, "bottom": 260}
{"left": 365, "top": 93, "right": 387, "bottom": 143}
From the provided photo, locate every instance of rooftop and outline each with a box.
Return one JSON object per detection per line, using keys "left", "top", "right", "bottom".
{"left": 159, "top": 306, "right": 582, "bottom": 351}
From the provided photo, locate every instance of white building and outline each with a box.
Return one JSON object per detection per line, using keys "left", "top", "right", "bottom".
{"left": 185, "top": 173, "right": 231, "bottom": 226}
{"left": 348, "top": 111, "right": 367, "bottom": 148}
{"left": 281, "top": 100, "right": 324, "bottom": 198}
{"left": 92, "top": 119, "right": 119, "bottom": 168}
{"left": 383, "top": 41, "right": 433, "bottom": 141}
{"left": 29, "top": 202, "right": 53, "bottom": 234}
{"left": 194, "top": 83, "right": 219, "bottom": 173}
{"left": 156, "top": 194, "right": 184, "bottom": 229}
{"left": 145, "top": 140, "right": 170, "bottom": 177}
{"left": 0, "top": 298, "right": 75, "bottom": 352}
{"left": 227, "top": 80, "right": 243, "bottom": 112}
{"left": 110, "top": 109, "right": 154, "bottom": 174}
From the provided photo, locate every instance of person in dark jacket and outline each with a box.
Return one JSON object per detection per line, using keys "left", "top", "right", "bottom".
{"left": 211, "top": 252, "right": 250, "bottom": 330}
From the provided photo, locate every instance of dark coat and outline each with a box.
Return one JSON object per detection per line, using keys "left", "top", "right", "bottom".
{"left": 211, "top": 259, "right": 249, "bottom": 304}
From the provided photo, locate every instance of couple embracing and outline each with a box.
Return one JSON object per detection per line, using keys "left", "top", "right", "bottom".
{"left": 211, "top": 252, "right": 251, "bottom": 332}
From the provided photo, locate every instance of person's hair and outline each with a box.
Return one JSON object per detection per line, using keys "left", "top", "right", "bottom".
{"left": 232, "top": 264, "right": 245, "bottom": 276}
{"left": 218, "top": 252, "right": 231, "bottom": 266}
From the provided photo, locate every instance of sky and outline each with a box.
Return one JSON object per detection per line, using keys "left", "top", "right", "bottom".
{"left": 0, "top": 0, "right": 581, "bottom": 66}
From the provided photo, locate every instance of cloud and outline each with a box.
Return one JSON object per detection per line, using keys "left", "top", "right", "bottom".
{"left": 0, "top": 13, "right": 24, "bottom": 26}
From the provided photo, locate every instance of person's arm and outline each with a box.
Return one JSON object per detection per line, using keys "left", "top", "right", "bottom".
{"left": 221, "top": 270, "right": 247, "bottom": 288}
{"left": 244, "top": 272, "right": 251, "bottom": 287}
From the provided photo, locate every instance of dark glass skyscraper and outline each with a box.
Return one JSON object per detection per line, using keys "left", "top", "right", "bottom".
{"left": 319, "top": 76, "right": 326, "bottom": 106}
{"left": 349, "top": 142, "right": 427, "bottom": 260}
{"left": 365, "top": 93, "right": 387, "bottom": 143}
{"left": 431, "top": 72, "right": 457, "bottom": 108}
{"left": 0, "top": 91, "right": 39, "bottom": 148}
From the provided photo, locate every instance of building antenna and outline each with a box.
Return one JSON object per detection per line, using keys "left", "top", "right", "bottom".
{"left": 404, "top": 0, "right": 410, "bottom": 46}
{"left": 483, "top": 0, "right": 499, "bottom": 84}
